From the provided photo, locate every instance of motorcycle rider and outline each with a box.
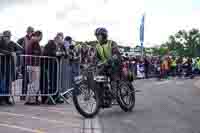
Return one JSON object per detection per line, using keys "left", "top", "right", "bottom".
{"left": 94, "top": 28, "right": 122, "bottom": 107}
{"left": 94, "top": 27, "right": 121, "bottom": 78}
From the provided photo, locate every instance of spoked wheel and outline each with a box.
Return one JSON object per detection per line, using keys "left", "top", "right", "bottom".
{"left": 73, "top": 83, "right": 100, "bottom": 118}
{"left": 117, "top": 81, "right": 135, "bottom": 112}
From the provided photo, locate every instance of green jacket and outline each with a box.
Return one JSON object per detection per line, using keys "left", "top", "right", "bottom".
{"left": 96, "top": 40, "right": 112, "bottom": 63}
{"left": 197, "top": 60, "right": 200, "bottom": 70}
{"left": 171, "top": 60, "right": 177, "bottom": 67}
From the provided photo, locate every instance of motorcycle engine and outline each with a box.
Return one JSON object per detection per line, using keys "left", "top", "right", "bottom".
{"left": 101, "top": 84, "right": 113, "bottom": 108}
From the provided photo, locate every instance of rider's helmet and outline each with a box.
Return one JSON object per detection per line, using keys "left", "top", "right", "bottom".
{"left": 95, "top": 27, "right": 108, "bottom": 39}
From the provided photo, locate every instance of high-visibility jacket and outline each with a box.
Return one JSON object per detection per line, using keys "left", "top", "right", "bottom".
{"left": 197, "top": 60, "right": 200, "bottom": 70}
{"left": 96, "top": 40, "right": 112, "bottom": 62}
{"left": 171, "top": 60, "right": 177, "bottom": 67}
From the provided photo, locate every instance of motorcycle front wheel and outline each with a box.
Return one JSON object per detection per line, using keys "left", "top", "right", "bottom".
{"left": 117, "top": 81, "right": 135, "bottom": 112}
{"left": 73, "top": 83, "right": 100, "bottom": 118}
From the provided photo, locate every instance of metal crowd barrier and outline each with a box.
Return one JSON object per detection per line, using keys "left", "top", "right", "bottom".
{"left": 0, "top": 53, "right": 15, "bottom": 98}
{"left": 56, "top": 57, "right": 74, "bottom": 104}
{"left": 0, "top": 54, "right": 77, "bottom": 104}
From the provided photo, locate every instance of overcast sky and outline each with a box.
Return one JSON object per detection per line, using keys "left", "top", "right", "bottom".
{"left": 0, "top": 0, "right": 199, "bottom": 47}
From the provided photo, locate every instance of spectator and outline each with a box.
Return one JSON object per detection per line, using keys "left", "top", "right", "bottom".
{"left": 64, "top": 36, "right": 72, "bottom": 50}
{"left": 124, "top": 53, "right": 129, "bottom": 61}
{"left": 41, "top": 34, "right": 66, "bottom": 104}
{"left": 17, "top": 26, "right": 34, "bottom": 50}
{"left": 160, "top": 57, "right": 168, "bottom": 79}
{"left": 136, "top": 58, "right": 145, "bottom": 79}
{"left": 183, "top": 58, "right": 193, "bottom": 77}
{"left": 144, "top": 57, "right": 149, "bottom": 79}
{"left": 17, "top": 26, "right": 34, "bottom": 100}
{"left": 155, "top": 58, "right": 162, "bottom": 80}
{"left": 176, "top": 57, "right": 183, "bottom": 77}
{"left": 88, "top": 47, "right": 96, "bottom": 64}
{"left": 130, "top": 57, "right": 137, "bottom": 77}
{"left": 68, "top": 40, "right": 80, "bottom": 75}
{"left": 0, "top": 30, "right": 22, "bottom": 105}
{"left": 194, "top": 58, "right": 200, "bottom": 75}
{"left": 25, "top": 31, "right": 42, "bottom": 105}
{"left": 67, "top": 40, "right": 82, "bottom": 96}
{"left": 81, "top": 44, "right": 89, "bottom": 64}
{"left": 57, "top": 32, "right": 64, "bottom": 41}
{"left": 171, "top": 57, "right": 177, "bottom": 77}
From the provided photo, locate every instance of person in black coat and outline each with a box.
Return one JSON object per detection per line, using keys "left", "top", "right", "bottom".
{"left": 144, "top": 57, "right": 149, "bottom": 79}
{"left": 0, "top": 30, "right": 23, "bottom": 105}
{"left": 40, "top": 34, "right": 67, "bottom": 104}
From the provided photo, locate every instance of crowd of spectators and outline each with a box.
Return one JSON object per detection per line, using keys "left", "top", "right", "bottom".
{"left": 0, "top": 26, "right": 96, "bottom": 105}
{"left": 123, "top": 55, "right": 200, "bottom": 80}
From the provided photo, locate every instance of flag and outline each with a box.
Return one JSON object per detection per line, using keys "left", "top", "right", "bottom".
{"left": 140, "top": 14, "right": 145, "bottom": 44}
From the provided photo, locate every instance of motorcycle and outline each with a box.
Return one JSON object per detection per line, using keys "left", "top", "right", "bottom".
{"left": 72, "top": 59, "right": 136, "bottom": 118}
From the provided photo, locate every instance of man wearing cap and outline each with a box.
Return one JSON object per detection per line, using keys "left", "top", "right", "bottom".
{"left": 17, "top": 26, "right": 34, "bottom": 50}
{"left": 64, "top": 36, "right": 72, "bottom": 50}
{"left": 1, "top": 31, "right": 23, "bottom": 52}
{"left": 17, "top": 26, "right": 34, "bottom": 100}
{"left": 0, "top": 30, "right": 22, "bottom": 105}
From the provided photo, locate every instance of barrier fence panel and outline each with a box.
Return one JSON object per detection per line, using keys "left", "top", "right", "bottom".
{"left": 0, "top": 54, "right": 61, "bottom": 99}
{"left": 57, "top": 58, "right": 80, "bottom": 104}
{"left": 0, "top": 54, "right": 15, "bottom": 97}
{"left": 19, "top": 55, "right": 60, "bottom": 97}
{"left": 0, "top": 54, "right": 80, "bottom": 104}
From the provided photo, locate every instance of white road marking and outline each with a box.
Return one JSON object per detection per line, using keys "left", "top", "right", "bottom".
{"left": 0, "top": 123, "right": 46, "bottom": 133}
{"left": 83, "top": 117, "right": 102, "bottom": 133}
{"left": 25, "top": 106, "right": 74, "bottom": 115}
{"left": 92, "top": 117, "right": 102, "bottom": 133}
{"left": 155, "top": 80, "right": 170, "bottom": 85}
{"left": 175, "top": 81, "right": 184, "bottom": 85}
{"left": 0, "top": 112, "right": 80, "bottom": 128}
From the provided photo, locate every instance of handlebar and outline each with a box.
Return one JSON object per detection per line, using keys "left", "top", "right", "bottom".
{"left": 81, "top": 55, "right": 119, "bottom": 70}
{"left": 80, "top": 62, "right": 106, "bottom": 72}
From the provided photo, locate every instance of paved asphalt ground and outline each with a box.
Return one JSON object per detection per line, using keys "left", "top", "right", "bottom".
{"left": 0, "top": 78, "right": 200, "bottom": 133}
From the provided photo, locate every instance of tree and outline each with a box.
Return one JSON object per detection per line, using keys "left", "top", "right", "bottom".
{"left": 156, "top": 28, "right": 200, "bottom": 57}
{"left": 151, "top": 45, "right": 168, "bottom": 56}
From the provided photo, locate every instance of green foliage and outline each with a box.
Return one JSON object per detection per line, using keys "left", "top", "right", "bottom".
{"left": 151, "top": 28, "right": 200, "bottom": 57}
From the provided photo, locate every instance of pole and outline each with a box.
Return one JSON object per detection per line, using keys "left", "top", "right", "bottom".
{"left": 141, "top": 42, "right": 144, "bottom": 58}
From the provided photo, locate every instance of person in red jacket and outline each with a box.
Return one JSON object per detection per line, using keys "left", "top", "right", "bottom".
{"left": 25, "top": 31, "right": 42, "bottom": 105}
{"left": 17, "top": 26, "right": 34, "bottom": 100}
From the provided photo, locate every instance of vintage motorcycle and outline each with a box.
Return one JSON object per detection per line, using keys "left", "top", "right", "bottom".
{"left": 72, "top": 58, "right": 137, "bottom": 118}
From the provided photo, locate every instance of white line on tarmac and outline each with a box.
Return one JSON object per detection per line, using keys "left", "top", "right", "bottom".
{"left": 175, "top": 81, "right": 184, "bottom": 85}
{"left": 155, "top": 80, "right": 170, "bottom": 85}
{"left": 0, "top": 123, "right": 46, "bottom": 133}
{"left": 0, "top": 112, "right": 80, "bottom": 128}
{"left": 14, "top": 106, "right": 81, "bottom": 122}
{"left": 93, "top": 117, "right": 103, "bottom": 133}
{"left": 83, "top": 117, "right": 102, "bottom": 133}
{"left": 38, "top": 107, "right": 74, "bottom": 113}
{"left": 25, "top": 107, "right": 73, "bottom": 115}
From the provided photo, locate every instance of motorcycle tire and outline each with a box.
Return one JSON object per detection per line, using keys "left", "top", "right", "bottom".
{"left": 73, "top": 83, "right": 101, "bottom": 118}
{"left": 117, "top": 81, "right": 135, "bottom": 112}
